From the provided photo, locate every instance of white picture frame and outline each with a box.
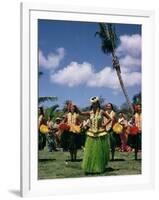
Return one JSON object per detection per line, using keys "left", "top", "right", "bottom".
{"left": 20, "top": 2, "right": 155, "bottom": 197}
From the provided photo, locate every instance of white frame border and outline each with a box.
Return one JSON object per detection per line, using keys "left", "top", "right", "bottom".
{"left": 21, "top": 2, "right": 155, "bottom": 197}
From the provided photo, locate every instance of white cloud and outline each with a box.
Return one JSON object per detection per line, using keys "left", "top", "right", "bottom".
{"left": 119, "top": 56, "right": 141, "bottom": 73}
{"left": 116, "top": 34, "right": 141, "bottom": 73}
{"left": 87, "top": 67, "right": 119, "bottom": 89}
{"left": 122, "top": 71, "right": 141, "bottom": 87}
{"left": 50, "top": 62, "right": 93, "bottom": 87}
{"left": 51, "top": 61, "right": 141, "bottom": 89}
{"left": 39, "top": 48, "right": 65, "bottom": 70}
{"left": 87, "top": 66, "right": 141, "bottom": 89}
{"left": 112, "top": 90, "right": 120, "bottom": 96}
{"left": 117, "top": 34, "right": 141, "bottom": 58}
{"left": 49, "top": 34, "right": 141, "bottom": 90}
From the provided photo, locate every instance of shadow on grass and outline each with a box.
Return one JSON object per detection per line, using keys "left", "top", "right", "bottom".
{"left": 65, "top": 159, "right": 82, "bottom": 162}
{"left": 84, "top": 167, "right": 119, "bottom": 175}
{"left": 104, "top": 167, "right": 119, "bottom": 172}
{"left": 135, "top": 158, "right": 142, "bottom": 161}
{"left": 110, "top": 158, "right": 125, "bottom": 161}
{"left": 38, "top": 158, "right": 56, "bottom": 162}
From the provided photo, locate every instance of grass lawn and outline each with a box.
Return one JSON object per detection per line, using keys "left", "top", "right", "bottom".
{"left": 38, "top": 147, "right": 141, "bottom": 180}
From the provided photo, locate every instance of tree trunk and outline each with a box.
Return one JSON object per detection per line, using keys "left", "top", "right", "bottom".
{"left": 111, "top": 51, "right": 134, "bottom": 114}
{"left": 115, "top": 68, "right": 134, "bottom": 114}
{"left": 98, "top": 23, "right": 134, "bottom": 114}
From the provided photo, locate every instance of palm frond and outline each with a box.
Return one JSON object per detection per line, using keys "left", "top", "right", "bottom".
{"left": 38, "top": 96, "right": 58, "bottom": 104}
{"left": 95, "top": 23, "right": 133, "bottom": 114}
{"left": 96, "top": 23, "right": 118, "bottom": 54}
{"left": 49, "top": 104, "right": 59, "bottom": 118}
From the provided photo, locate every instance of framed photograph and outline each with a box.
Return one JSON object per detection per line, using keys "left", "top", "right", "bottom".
{"left": 21, "top": 2, "right": 155, "bottom": 197}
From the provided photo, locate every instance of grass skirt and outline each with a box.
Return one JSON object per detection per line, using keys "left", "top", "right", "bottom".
{"left": 61, "top": 131, "right": 82, "bottom": 151}
{"left": 82, "top": 134, "right": 110, "bottom": 173}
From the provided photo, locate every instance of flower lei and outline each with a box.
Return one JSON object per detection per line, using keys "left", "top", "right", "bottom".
{"left": 91, "top": 109, "right": 100, "bottom": 131}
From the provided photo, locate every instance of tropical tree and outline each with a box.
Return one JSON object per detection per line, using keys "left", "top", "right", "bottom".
{"left": 95, "top": 23, "right": 134, "bottom": 114}
{"left": 38, "top": 96, "right": 58, "bottom": 105}
{"left": 132, "top": 92, "right": 141, "bottom": 105}
{"left": 38, "top": 71, "right": 58, "bottom": 105}
{"left": 119, "top": 102, "right": 131, "bottom": 117}
{"left": 44, "top": 104, "right": 59, "bottom": 120}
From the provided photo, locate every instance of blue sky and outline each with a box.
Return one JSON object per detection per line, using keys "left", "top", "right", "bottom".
{"left": 38, "top": 20, "right": 141, "bottom": 109}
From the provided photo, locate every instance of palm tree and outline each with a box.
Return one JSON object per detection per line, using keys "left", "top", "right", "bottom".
{"left": 44, "top": 104, "right": 59, "bottom": 120}
{"left": 38, "top": 71, "right": 58, "bottom": 105}
{"left": 38, "top": 96, "right": 58, "bottom": 105}
{"left": 95, "top": 23, "right": 134, "bottom": 114}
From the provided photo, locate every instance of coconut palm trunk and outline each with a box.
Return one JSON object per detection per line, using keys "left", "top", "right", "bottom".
{"left": 115, "top": 64, "right": 134, "bottom": 113}
{"left": 111, "top": 49, "right": 134, "bottom": 114}
{"left": 96, "top": 23, "right": 134, "bottom": 114}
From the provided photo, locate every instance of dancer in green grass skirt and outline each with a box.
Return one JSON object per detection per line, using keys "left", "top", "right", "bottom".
{"left": 78, "top": 97, "right": 112, "bottom": 174}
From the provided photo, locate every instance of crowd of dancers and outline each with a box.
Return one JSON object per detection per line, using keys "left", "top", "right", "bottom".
{"left": 38, "top": 97, "right": 142, "bottom": 174}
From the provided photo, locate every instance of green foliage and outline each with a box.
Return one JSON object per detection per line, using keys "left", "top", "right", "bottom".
{"left": 132, "top": 92, "right": 141, "bottom": 105}
{"left": 118, "top": 102, "right": 132, "bottom": 119}
{"left": 44, "top": 104, "right": 59, "bottom": 120}
{"left": 44, "top": 105, "right": 63, "bottom": 121}
{"left": 40, "top": 91, "right": 141, "bottom": 123}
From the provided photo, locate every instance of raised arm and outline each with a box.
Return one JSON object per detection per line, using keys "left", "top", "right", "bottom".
{"left": 102, "top": 110, "right": 111, "bottom": 119}
{"left": 62, "top": 115, "right": 68, "bottom": 123}
{"left": 76, "top": 107, "right": 90, "bottom": 117}
{"left": 101, "top": 110, "right": 112, "bottom": 127}
{"left": 80, "top": 111, "right": 90, "bottom": 116}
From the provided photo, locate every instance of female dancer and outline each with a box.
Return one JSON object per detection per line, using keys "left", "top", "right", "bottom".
{"left": 104, "top": 103, "right": 117, "bottom": 160}
{"left": 118, "top": 112, "right": 132, "bottom": 152}
{"left": 79, "top": 97, "right": 111, "bottom": 174}
{"left": 38, "top": 107, "right": 46, "bottom": 150}
{"left": 133, "top": 104, "right": 142, "bottom": 160}
{"left": 62, "top": 103, "right": 81, "bottom": 161}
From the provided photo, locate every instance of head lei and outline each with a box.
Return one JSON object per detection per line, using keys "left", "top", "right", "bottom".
{"left": 90, "top": 96, "right": 99, "bottom": 104}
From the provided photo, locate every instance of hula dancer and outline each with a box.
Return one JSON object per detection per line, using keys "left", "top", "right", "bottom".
{"left": 38, "top": 107, "right": 46, "bottom": 150}
{"left": 133, "top": 104, "right": 142, "bottom": 160}
{"left": 118, "top": 112, "right": 132, "bottom": 152}
{"left": 104, "top": 103, "right": 117, "bottom": 160}
{"left": 63, "top": 104, "right": 81, "bottom": 161}
{"left": 52, "top": 117, "right": 62, "bottom": 149}
{"left": 80, "top": 97, "right": 111, "bottom": 174}
{"left": 46, "top": 117, "right": 58, "bottom": 152}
